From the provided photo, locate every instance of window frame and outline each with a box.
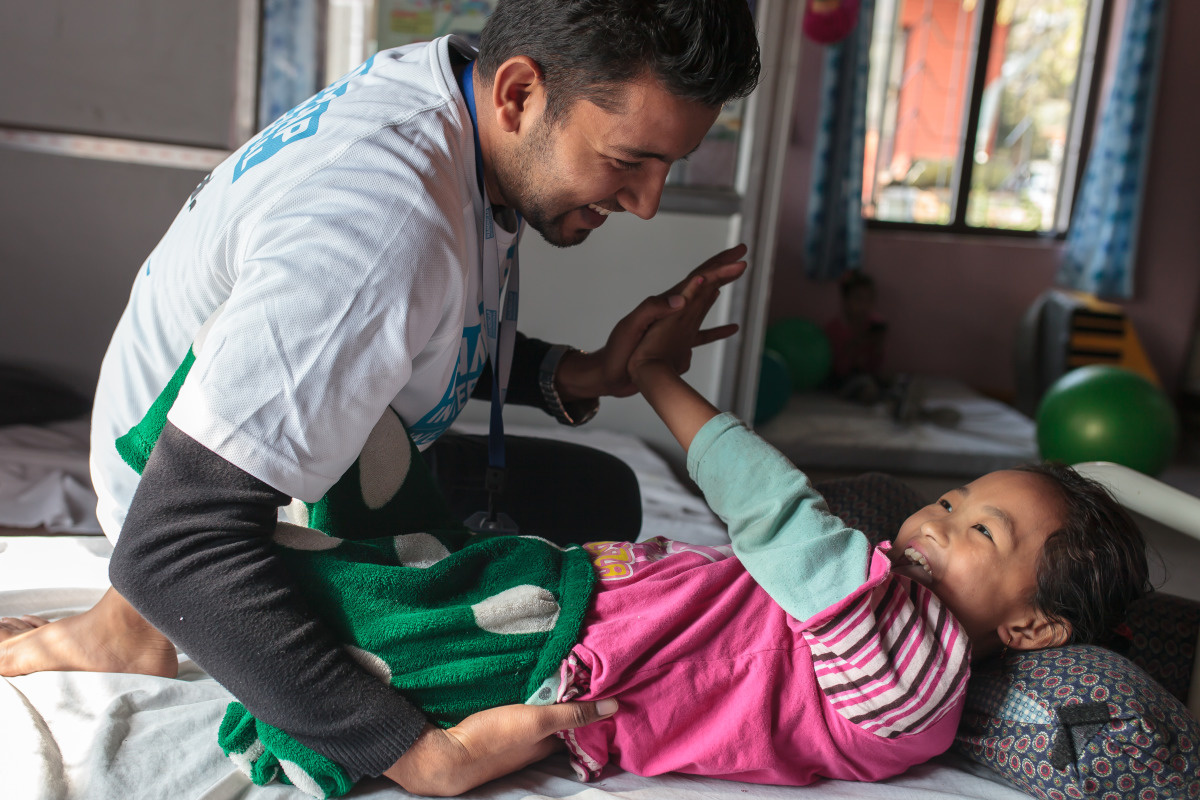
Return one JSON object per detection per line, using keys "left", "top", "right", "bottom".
{"left": 863, "top": 0, "right": 1115, "bottom": 239}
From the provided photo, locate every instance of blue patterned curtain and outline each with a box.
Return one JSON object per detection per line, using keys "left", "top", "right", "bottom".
{"left": 803, "top": 0, "right": 876, "bottom": 281}
{"left": 1057, "top": 0, "right": 1169, "bottom": 299}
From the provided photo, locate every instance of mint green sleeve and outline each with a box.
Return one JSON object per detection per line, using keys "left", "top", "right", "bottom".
{"left": 686, "top": 413, "right": 870, "bottom": 621}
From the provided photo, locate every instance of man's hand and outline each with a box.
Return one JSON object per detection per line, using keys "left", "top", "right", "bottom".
{"left": 554, "top": 244, "right": 749, "bottom": 401}
{"left": 383, "top": 698, "right": 617, "bottom": 797}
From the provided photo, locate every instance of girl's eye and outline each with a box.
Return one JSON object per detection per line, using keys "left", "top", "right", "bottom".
{"left": 938, "top": 499, "right": 952, "bottom": 512}
{"left": 974, "top": 524, "right": 993, "bottom": 540}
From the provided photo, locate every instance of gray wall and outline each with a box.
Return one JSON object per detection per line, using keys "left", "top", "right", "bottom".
{"left": 0, "top": 149, "right": 205, "bottom": 392}
{"left": 0, "top": 0, "right": 246, "bottom": 394}
{"left": 0, "top": 0, "right": 243, "bottom": 146}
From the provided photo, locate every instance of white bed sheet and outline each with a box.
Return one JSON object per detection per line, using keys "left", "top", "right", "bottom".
{"left": 0, "top": 420, "right": 101, "bottom": 534}
{"left": 756, "top": 377, "right": 1038, "bottom": 478}
{"left": 0, "top": 423, "right": 1028, "bottom": 800}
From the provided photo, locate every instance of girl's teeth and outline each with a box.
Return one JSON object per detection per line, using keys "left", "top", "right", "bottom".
{"left": 904, "top": 547, "right": 932, "bottom": 575}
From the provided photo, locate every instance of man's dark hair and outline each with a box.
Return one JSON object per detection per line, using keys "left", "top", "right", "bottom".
{"left": 476, "top": 0, "right": 761, "bottom": 123}
{"left": 1016, "top": 462, "right": 1151, "bottom": 646}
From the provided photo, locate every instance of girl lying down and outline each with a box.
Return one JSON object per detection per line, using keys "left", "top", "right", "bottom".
{"left": 147, "top": 279, "right": 1151, "bottom": 798}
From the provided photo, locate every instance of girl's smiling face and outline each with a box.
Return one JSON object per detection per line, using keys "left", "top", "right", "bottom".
{"left": 891, "top": 470, "right": 1069, "bottom": 657}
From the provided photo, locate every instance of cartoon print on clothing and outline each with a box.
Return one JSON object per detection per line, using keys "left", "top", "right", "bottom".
{"left": 584, "top": 538, "right": 734, "bottom": 582}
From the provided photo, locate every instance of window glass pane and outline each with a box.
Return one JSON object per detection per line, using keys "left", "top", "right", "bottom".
{"left": 377, "top": 0, "right": 494, "bottom": 49}
{"left": 326, "top": 0, "right": 379, "bottom": 81}
{"left": 966, "top": 0, "right": 1090, "bottom": 231}
{"left": 666, "top": 98, "right": 744, "bottom": 190}
{"left": 864, "top": 0, "right": 981, "bottom": 225}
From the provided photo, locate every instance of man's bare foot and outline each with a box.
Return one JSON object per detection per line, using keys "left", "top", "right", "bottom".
{"left": 0, "top": 587, "right": 178, "bottom": 678}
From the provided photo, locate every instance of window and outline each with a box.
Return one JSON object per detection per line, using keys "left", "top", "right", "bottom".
{"left": 862, "top": 0, "right": 1108, "bottom": 234}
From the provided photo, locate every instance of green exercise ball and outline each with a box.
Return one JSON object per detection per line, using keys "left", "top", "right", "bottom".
{"left": 755, "top": 348, "right": 792, "bottom": 425}
{"left": 764, "top": 317, "right": 832, "bottom": 391}
{"left": 1036, "top": 365, "right": 1180, "bottom": 476}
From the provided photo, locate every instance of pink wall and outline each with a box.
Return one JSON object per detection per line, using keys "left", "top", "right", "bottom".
{"left": 770, "top": 0, "right": 1200, "bottom": 401}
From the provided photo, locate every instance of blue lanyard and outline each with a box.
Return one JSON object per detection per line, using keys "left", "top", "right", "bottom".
{"left": 461, "top": 60, "right": 521, "bottom": 526}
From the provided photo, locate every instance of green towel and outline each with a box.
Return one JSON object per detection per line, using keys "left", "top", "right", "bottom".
{"left": 113, "top": 347, "right": 195, "bottom": 474}
{"left": 222, "top": 524, "right": 594, "bottom": 798}
{"left": 118, "top": 350, "right": 597, "bottom": 798}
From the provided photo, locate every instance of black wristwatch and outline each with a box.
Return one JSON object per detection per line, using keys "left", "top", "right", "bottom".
{"left": 538, "top": 344, "right": 599, "bottom": 426}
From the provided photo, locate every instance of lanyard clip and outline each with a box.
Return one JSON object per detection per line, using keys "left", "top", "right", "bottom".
{"left": 464, "top": 467, "right": 519, "bottom": 535}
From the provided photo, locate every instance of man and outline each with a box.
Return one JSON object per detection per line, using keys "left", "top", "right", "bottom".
{"left": 0, "top": 0, "right": 760, "bottom": 794}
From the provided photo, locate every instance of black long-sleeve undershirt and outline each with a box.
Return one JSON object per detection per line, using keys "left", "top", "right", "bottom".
{"left": 468, "top": 331, "right": 552, "bottom": 406}
{"left": 110, "top": 421, "right": 425, "bottom": 779}
{"left": 108, "top": 333, "right": 563, "bottom": 779}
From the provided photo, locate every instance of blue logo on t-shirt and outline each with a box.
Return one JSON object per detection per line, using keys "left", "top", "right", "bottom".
{"left": 408, "top": 317, "right": 488, "bottom": 448}
{"left": 232, "top": 54, "right": 377, "bottom": 182}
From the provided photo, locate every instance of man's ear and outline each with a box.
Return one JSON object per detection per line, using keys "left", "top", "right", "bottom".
{"left": 1000, "top": 608, "right": 1072, "bottom": 651}
{"left": 489, "top": 56, "right": 544, "bottom": 134}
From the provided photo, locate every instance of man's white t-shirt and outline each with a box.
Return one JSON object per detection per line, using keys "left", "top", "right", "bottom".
{"left": 90, "top": 36, "right": 518, "bottom": 542}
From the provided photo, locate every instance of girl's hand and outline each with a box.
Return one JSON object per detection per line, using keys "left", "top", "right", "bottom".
{"left": 629, "top": 262, "right": 736, "bottom": 380}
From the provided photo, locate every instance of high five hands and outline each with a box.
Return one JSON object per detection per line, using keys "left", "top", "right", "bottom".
{"left": 554, "top": 244, "right": 750, "bottom": 401}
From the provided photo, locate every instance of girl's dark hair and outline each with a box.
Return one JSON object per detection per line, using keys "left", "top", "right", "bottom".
{"left": 1016, "top": 462, "right": 1151, "bottom": 646}
{"left": 476, "top": 0, "right": 761, "bottom": 123}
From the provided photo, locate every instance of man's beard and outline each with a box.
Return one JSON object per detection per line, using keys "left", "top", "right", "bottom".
{"left": 491, "top": 118, "right": 588, "bottom": 248}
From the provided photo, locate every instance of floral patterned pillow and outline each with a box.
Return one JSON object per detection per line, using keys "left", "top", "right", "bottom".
{"left": 954, "top": 645, "right": 1200, "bottom": 799}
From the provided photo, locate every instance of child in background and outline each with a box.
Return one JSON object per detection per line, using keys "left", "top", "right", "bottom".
{"left": 824, "top": 270, "right": 888, "bottom": 402}
{"left": 224, "top": 276, "right": 1149, "bottom": 798}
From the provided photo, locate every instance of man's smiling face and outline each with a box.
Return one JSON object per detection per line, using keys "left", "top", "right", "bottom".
{"left": 891, "top": 469, "right": 1065, "bottom": 652}
{"left": 490, "top": 76, "right": 719, "bottom": 248}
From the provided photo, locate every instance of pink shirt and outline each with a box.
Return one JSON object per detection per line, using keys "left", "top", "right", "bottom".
{"left": 556, "top": 416, "right": 970, "bottom": 785}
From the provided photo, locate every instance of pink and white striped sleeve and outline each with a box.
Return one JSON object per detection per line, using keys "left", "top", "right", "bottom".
{"left": 805, "top": 575, "right": 971, "bottom": 739}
